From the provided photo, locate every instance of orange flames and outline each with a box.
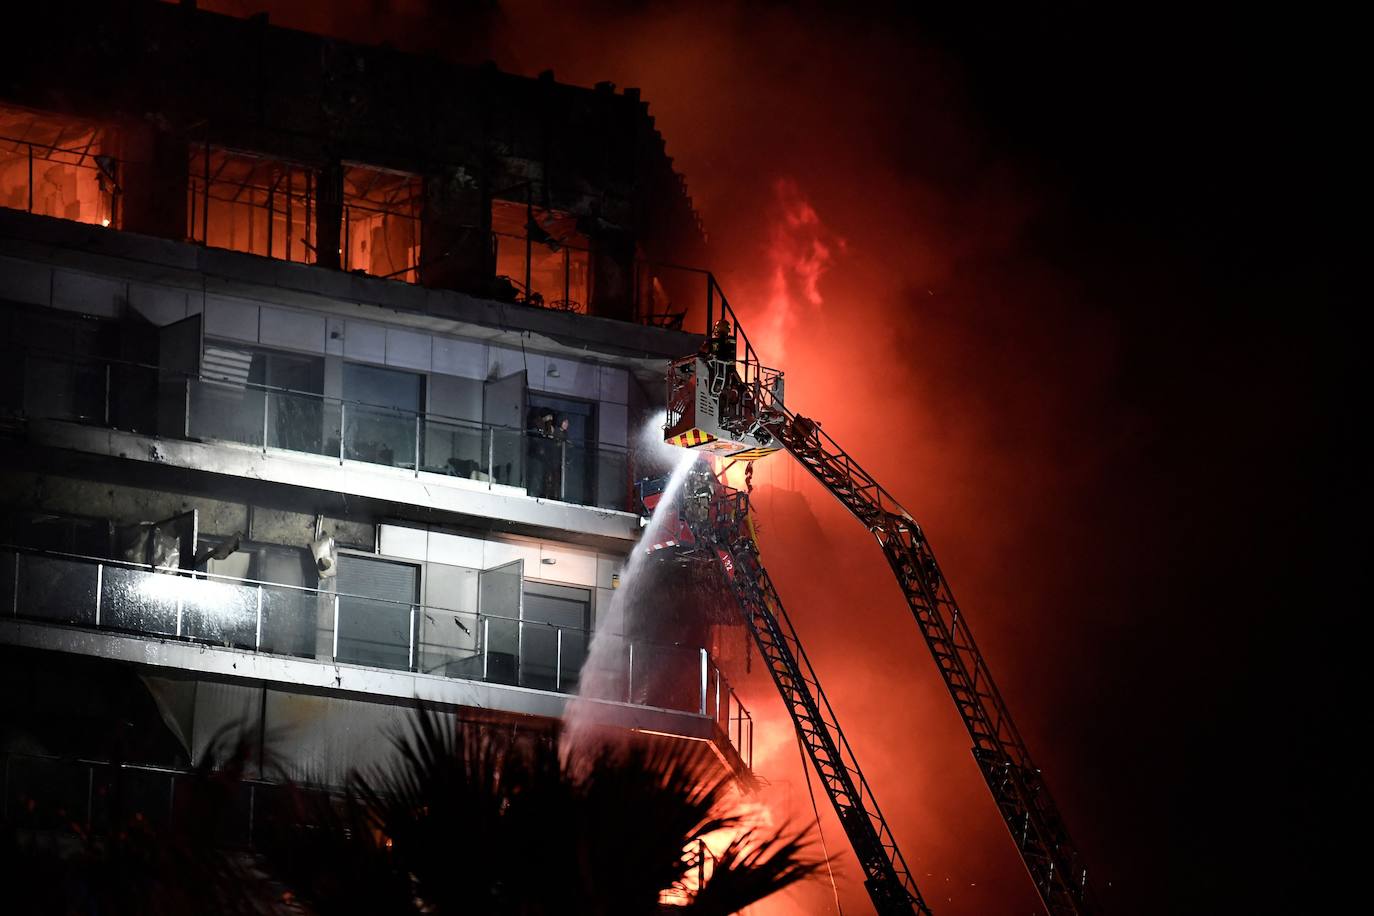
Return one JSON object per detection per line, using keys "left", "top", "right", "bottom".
{"left": 755, "top": 179, "right": 846, "bottom": 366}
{"left": 177, "top": 5, "right": 1118, "bottom": 913}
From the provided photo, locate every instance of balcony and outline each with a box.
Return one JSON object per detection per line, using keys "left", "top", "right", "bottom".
{"left": 0, "top": 546, "right": 753, "bottom": 769}
{"left": 3, "top": 347, "right": 645, "bottom": 516}
{"left": 180, "top": 375, "right": 633, "bottom": 510}
{"left": 2, "top": 126, "right": 713, "bottom": 332}
{"left": 1, "top": 120, "right": 119, "bottom": 230}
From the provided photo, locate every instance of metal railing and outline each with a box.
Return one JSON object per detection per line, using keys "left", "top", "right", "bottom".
{"left": 0, "top": 751, "right": 260, "bottom": 840}
{"left": 3, "top": 135, "right": 715, "bottom": 331}
{"left": 491, "top": 228, "right": 592, "bottom": 314}
{"left": 0, "top": 133, "right": 120, "bottom": 228}
{"left": 375, "top": 220, "right": 713, "bottom": 330}
{"left": 1, "top": 347, "right": 635, "bottom": 512}
{"left": 0, "top": 546, "right": 751, "bottom": 767}
{"left": 182, "top": 375, "right": 632, "bottom": 509}
{"left": 461, "top": 225, "right": 710, "bottom": 330}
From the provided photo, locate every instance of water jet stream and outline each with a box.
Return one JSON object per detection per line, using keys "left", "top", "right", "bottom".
{"left": 561, "top": 432, "right": 699, "bottom": 756}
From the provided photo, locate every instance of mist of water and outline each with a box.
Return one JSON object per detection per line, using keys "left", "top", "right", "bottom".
{"left": 561, "top": 411, "right": 699, "bottom": 755}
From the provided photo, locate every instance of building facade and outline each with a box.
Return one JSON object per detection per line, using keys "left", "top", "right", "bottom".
{"left": 0, "top": 0, "right": 750, "bottom": 831}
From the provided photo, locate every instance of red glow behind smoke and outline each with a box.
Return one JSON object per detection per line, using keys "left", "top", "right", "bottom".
{"left": 756, "top": 179, "right": 845, "bottom": 364}
{"left": 477, "top": 10, "right": 1125, "bottom": 912}
{"left": 192, "top": 3, "right": 1129, "bottom": 912}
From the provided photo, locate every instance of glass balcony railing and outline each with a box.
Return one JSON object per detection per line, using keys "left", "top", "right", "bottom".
{"left": 2, "top": 348, "right": 639, "bottom": 512}
{"left": 0, "top": 547, "right": 752, "bottom": 767}
{"left": 182, "top": 376, "right": 635, "bottom": 510}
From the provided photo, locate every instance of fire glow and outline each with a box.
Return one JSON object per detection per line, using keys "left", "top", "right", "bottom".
{"left": 183, "top": 5, "right": 1120, "bottom": 912}
{"left": 755, "top": 179, "right": 845, "bottom": 365}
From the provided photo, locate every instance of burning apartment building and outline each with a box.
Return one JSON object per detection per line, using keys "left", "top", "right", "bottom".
{"left": 0, "top": 0, "right": 754, "bottom": 833}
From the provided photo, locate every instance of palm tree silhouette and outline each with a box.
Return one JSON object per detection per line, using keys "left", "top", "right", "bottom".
{"left": 4, "top": 707, "right": 819, "bottom": 914}
{"left": 258, "top": 706, "right": 821, "bottom": 914}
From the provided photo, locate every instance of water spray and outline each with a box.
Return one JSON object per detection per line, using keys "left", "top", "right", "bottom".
{"left": 561, "top": 414, "right": 699, "bottom": 754}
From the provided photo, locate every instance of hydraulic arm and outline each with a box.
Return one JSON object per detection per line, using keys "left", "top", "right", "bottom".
{"left": 664, "top": 296, "right": 1099, "bottom": 916}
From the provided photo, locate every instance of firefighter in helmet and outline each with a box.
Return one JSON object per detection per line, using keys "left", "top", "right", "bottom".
{"left": 707, "top": 318, "right": 736, "bottom": 364}
{"left": 701, "top": 318, "right": 742, "bottom": 422}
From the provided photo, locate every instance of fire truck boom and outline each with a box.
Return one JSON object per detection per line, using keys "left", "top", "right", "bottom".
{"left": 663, "top": 293, "right": 1100, "bottom": 916}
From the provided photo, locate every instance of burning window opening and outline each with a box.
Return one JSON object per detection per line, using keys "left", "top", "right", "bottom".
{"left": 343, "top": 162, "right": 422, "bottom": 282}
{"left": 188, "top": 144, "right": 317, "bottom": 264}
{"left": 491, "top": 198, "right": 591, "bottom": 313}
{"left": 0, "top": 103, "right": 119, "bottom": 228}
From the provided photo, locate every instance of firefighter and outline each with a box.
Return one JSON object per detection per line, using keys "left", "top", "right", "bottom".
{"left": 527, "top": 409, "right": 568, "bottom": 498}
{"left": 707, "top": 318, "right": 736, "bottom": 365}
{"left": 790, "top": 414, "right": 820, "bottom": 445}
{"left": 702, "top": 319, "right": 742, "bottom": 423}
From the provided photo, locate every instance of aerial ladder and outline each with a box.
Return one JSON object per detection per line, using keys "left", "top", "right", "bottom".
{"left": 640, "top": 467, "right": 929, "bottom": 915}
{"left": 655, "top": 292, "right": 1100, "bottom": 916}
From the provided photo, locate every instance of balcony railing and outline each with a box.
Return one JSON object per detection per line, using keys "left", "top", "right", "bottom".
{"left": 181, "top": 375, "right": 633, "bottom": 509}
{"left": 2, "top": 348, "right": 641, "bottom": 512}
{"left": 1, "top": 132, "right": 120, "bottom": 229}
{"left": 1, "top": 751, "right": 269, "bottom": 842}
{"left": 0, "top": 547, "right": 752, "bottom": 767}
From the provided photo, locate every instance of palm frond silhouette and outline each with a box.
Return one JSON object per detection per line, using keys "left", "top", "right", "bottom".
{"left": 259, "top": 705, "right": 821, "bottom": 914}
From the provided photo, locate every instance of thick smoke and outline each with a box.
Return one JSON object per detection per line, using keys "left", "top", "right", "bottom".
{"left": 188, "top": 2, "right": 1323, "bottom": 913}
{"left": 485, "top": 10, "right": 1128, "bottom": 911}
{"left": 467, "top": 7, "right": 1106, "bottom": 913}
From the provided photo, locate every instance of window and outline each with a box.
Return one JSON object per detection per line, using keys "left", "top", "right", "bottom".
{"left": 335, "top": 555, "right": 418, "bottom": 671}
{"left": 491, "top": 199, "right": 591, "bottom": 312}
{"left": 519, "top": 581, "right": 591, "bottom": 691}
{"left": 193, "top": 343, "right": 326, "bottom": 454}
{"left": 343, "top": 164, "right": 421, "bottom": 282}
{"left": 188, "top": 145, "right": 316, "bottom": 264}
{"left": 341, "top": 362, "right": 425, "bottom": 468}
{"left": 0, "top": 104, "right": 119, "bottom": 227}
{"left": 4, "top": 308, "right": 115, "bottom": 425}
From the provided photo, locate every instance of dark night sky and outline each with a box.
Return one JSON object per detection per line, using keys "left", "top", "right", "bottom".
{"left": 187, "top": 2, "right": 1359, "bottom": 911}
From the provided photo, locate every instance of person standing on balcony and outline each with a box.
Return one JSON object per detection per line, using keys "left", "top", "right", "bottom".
{"left": 527, "top": 409, "right": 569, "bottom": 499}
{"left": 544, "top": 415, "right": 570, "bottom": 499}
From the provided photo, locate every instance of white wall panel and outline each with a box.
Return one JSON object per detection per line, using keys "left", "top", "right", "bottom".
{"left": 378, "top": 524, "right": 428, "bottom": 562}
{"left": 203, "top": 294, "right": 260, "bottom": 342}
{"left": 598, "top": 402, "right": 628, "bottom": 447}
{"left": 52, "top": 269, "right": 123, "bottom": 318}
{"left": 386, "top": 327, "right": 432, "bottom": 372}
{"left": 128, "top": 283, "right": 189, "bottom": 326}
{"left": 541, "top": 356, "right": 599, "bottom": 399}
{"left": 325, "top": 317, "right": 345, "bottom": 356}
{"left": 427, "top": 531, "right": 484, "bottom": 569}
{"left": 260, "top": 307, "right": 326, "bottom": 354}
{"left": 482, "top": 539, "right": 540, "bottom": 570}
{"left": 343, "top": 320, "right": 386, "bottom": 364}
{"left": 432, "top": 335, "right": 487, "bottom": 379}
{"left": 595, "top": 554, "right": 624, "bottom": 590}
{"left": 0, "top": 257, "right": 52, "bottom": 306}
{"left": 598, "top": 366, "right": 630, "bottom": 405}
{"left": 535, "top": 543, "right": 597, "bottom": 587}
{"left": 488, "top": 344, "right": 541, "bottom": 382}
{"left": 429, "top": 374, "right": 483, "bottom": 423}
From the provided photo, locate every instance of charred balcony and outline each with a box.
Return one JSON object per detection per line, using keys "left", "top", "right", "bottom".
{"left": 0, "top": 544, "right": 754, "bottom": 773}
{"left": 1, "top": 0, "right": 712, "bottom": 330}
